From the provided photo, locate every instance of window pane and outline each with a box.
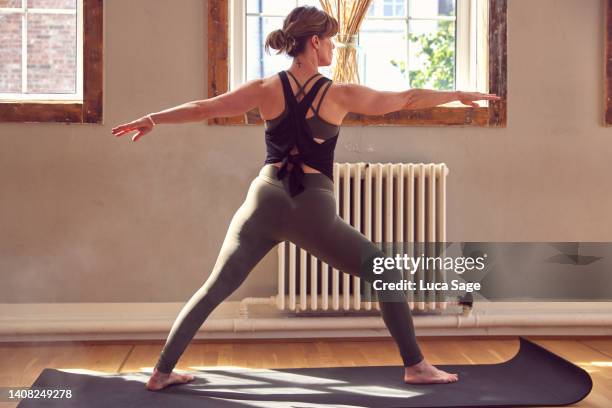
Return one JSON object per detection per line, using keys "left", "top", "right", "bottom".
{"left": 246, "top": 15, "right": 289, "bottom": 81}
{"left": 247, "top": 0, "right": 296, "bottom": 15}
{"left": 27, "top": 12, "right": 76, "bottom": 93}
{"left": 368, "top": 0, "right": 406, "bottom": 17}
{"left": 298, "top": 0, "right": 320, "bottom": 7}
{"left": 394, "top": 0, "right": 406, "bottom": 16}
{"left": 27, "top": 0, "right": 76, "bottom": 9}
{"left": 383, "top": 0, "right": 405, "bottom": 17}
{"left": 0, "top": 13, "right": 22, "bottom": 93}
{"left": 0, "top": 0, "right": 22, "bottom": 7}
{"left": 409, "top": 19, "right": 455, "bottom": 90}
{"left": 359, "top": 18, "right": 407, "bottom": 91}
{"left": 410, "top": 0, "right": 455, "bottom": 18}
{"left": 438, "top": 0, "right": 456, "bottom": 16}
{"left": 367, "top": 1, "right": 375, "bottom": 16}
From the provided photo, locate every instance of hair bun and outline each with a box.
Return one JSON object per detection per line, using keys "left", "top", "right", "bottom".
{"left": 281, "top": 29, "right": 295, "bottom": 45}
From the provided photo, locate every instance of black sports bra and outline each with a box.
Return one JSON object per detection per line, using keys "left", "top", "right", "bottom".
{"left": 263, "top": 70, "right": 340, "bottom": 197}
{"left": 264, "top": 71, "right": 339, "bottom": 141}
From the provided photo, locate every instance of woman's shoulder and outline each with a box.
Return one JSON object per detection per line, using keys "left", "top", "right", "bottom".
{"left": 260, "top": 72, "right": 283, "bottom": 93}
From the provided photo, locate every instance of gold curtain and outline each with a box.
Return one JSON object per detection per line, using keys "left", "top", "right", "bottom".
{"left": 319, "top": 0, "right": 373, "bottom": 84}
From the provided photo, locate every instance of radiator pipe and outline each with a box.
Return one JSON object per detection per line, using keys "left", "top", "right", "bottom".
{"left": 3, "top": 312, "right": 612, "bottom": 336}
{"left": 2, "top": 299, "right": 612, "bottom": 338}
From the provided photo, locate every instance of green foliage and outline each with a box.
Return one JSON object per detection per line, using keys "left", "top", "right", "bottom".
{"left": 390, "top": 20, "right": 455, "bottom": 90}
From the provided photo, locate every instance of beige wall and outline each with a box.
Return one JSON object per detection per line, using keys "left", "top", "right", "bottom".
{"left": 0, "top": 0, "right": 609, "bottom": 303}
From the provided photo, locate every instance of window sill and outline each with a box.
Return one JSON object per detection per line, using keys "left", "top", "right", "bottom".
{"left": 208, "top": 103, "right": 505, "bottom": 127}
{"left": 0, "top": 101, "right": 102, "bottom": 124}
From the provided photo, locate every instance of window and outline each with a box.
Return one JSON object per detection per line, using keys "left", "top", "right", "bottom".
{"left": 0, "top": 0, "right": 103, "bottom": 123}
{"left": 236, "top": 0, "right": 483, "bottom": 93}
{"left": 209, "top": 0, "right": 506, "bottom": 127}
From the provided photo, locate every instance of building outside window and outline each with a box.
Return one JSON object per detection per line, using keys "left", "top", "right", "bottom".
{"left": 0, "top": 0, "right": 83, "bottom": 103}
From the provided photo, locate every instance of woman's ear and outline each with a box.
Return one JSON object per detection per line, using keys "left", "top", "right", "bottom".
{"left": 312, "top": 34, "right": 320, "bottom": 48}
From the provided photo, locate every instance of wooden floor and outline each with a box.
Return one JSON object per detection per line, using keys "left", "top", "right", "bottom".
{"left": 0, "top": 336, "right": 610, "bottom": 407}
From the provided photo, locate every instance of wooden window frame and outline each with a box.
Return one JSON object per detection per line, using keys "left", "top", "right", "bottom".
{"left": 0, "top": 0, "right": 103, "bottom": 124}
{"left": 606, "top": 0, "right": 612, "bottom": 125}
{"left": 207, "top": 0, "right": 507, "bottom": 127}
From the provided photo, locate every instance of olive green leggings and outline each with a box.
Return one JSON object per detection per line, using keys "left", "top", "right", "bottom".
{"left": 155, "top": 164, "right": 424, "bottom": 373}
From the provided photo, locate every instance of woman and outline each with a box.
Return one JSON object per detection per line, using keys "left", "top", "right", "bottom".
{"left": 112, "top": 6, "right": 500, "bottom": 392}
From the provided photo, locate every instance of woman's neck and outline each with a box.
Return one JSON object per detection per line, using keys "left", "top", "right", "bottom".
{"left": 287, "top": 59, "right": 319, "bottom": 81}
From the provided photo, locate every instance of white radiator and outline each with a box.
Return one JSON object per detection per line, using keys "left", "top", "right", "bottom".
{"left": 276, "top": 162, "right": 449, "bottom": 313}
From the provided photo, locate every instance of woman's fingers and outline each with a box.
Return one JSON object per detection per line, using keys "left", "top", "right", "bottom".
{"left": 111, "top": 122, "right": 133, "bottom": 132}
{"left": 111, "top": 123, "right": 135, "bottom": 136}
{"left": 113, "top": 128, "right": 138, "bottom": 137}
{"left": 133, "top": 130, "right": 146, "bottom": 142}
{"left": 484, "top": 93, "right": 502, "bottom": 100}
{"left": 132, "top": 129, "right": 150, "bottom": 142}
{"left": 458, "top": 93, "right": 502, "bottom": 106}
{"left": 112, "top": 117, "right": 153, "bottom": 140}
{"left": 112, "top": 127, "right": 130, "bottom": 136}
{"left": 474, "top": 92, "right": 501, "bottom": 101}
{"left": 112, "top": 123, "right": 146, "bottom": 140}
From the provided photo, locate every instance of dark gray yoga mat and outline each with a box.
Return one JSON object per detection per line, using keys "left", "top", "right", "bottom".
{"left": 16, "top": 337, "right": 592, "bottom": 407}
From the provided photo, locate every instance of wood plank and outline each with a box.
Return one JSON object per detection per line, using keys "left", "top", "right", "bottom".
{"left": 488, "top": 0, "right": 507, "bottom": 127}
{"left": 606, "top": 0, "right": 612, "bottom": 125}
{"left": 581, "top": 338, "right": 612, "bottom": 359}
{"left": 82, "top": 0, "right": 104, "bottom": 124}
{"left": 0, "top": 343, "right": 131, "bottom": 385}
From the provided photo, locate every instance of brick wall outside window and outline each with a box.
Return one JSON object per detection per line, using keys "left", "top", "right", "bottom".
{"left": 0, "top": 0, "right": 77, "bottom": 94}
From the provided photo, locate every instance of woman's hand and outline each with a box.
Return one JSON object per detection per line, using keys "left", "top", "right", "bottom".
{"left": 111, "top": 115, "right": 155, "bottom": 142}
{"left": 457, "top": 91, "right": 501, "bottom": 107}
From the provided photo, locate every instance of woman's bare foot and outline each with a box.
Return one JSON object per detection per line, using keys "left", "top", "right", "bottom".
{"left": 404, "top": 358, "right": 459, "bottom": 384}
{"left": 145, "top": 367, "right": 195, "bottom": 391}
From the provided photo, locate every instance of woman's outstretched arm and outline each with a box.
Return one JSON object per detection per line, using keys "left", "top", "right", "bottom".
{"left": 111, "top": 79, "right": 264, "bottom": 141}
{"left": 149, "top": 78, "right": 264, "bottom": 124}
{"left": 402, "top": 88, "right": 501, "bottom": 110}
{"left": 338, "top": 83, "right": 500, "bottom": 117}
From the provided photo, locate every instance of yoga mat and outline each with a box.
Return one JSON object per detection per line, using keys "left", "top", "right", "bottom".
{"left": 15, "top": 337, "right": 592, "bottom": 407}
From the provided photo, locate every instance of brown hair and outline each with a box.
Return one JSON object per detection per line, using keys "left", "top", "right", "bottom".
{"left": 264, "top": 6, "right": 339, "bottom": 58}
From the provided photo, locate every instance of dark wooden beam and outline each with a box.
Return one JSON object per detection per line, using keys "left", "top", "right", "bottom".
{"left": 82, "top": 0, "right": 103, "bottom": 124}
{"left": 606, "top": 0, "right": 612, "bottom": 125}
{"left": 488, "top": 0, "right": 507, "bottom": 127}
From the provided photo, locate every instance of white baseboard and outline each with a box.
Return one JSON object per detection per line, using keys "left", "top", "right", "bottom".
{"left": 1, "top": 301, "right": 611, "bottom": 342}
